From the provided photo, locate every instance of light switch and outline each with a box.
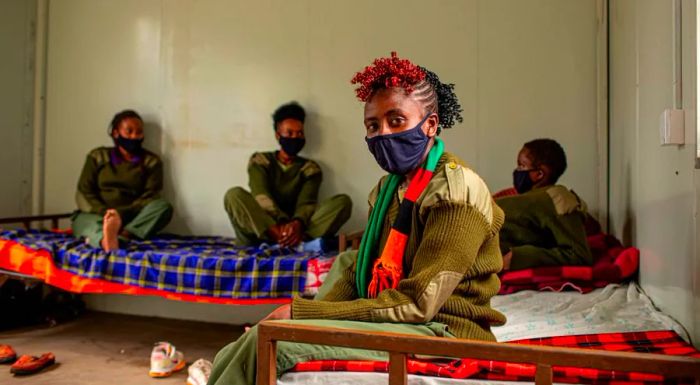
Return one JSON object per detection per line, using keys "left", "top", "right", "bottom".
{"left": 660, "top": 109, "right": 685, "bottom": 146}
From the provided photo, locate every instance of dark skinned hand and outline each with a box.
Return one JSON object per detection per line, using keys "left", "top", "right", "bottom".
{"left": 279, "top": 219, "right": 304, "bottom": 248}
{"left": 266, "top": 223, "right": 285, "bottom": 244}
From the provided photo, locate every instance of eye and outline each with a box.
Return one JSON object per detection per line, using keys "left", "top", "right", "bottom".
{"left": 389, "top": 117, "right": 404, "bottom": 127}
{"left": 365, "top": 122, "right": 378, "bottom": 132}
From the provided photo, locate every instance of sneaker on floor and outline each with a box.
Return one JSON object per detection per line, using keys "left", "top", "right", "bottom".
{"left": 149, "top": 342, "right": 185, "bottom": 378}
{"left": 10, "top": 353, "right": 55, "bottom": 375}
{"left": 0, "top": 345, "right": 17, "bottom": 364}
{"left": 186, "top": 358, "right": 212, "bottom": 385}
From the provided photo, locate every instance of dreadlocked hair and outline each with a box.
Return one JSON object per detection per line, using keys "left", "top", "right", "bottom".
{"left": 351, "top": 52, "right": 425, "bottom": 102}
{"left": 350, "top": 52, "right": 463, "bottom": 133}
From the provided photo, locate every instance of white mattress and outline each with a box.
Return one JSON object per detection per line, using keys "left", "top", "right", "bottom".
{"left": 279, "top": 283, "right": 688, "bottom": 385}
{"left": 491, "top": 282, "right": 687, "bottom": 342}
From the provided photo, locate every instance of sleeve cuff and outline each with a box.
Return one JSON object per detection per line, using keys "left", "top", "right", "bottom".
{"left": 291, "top": 296, "right": 372, "bottom": 321}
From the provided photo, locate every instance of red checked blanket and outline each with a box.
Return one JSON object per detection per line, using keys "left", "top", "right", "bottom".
{"left": 498, "top": 233, "right": 639, "bottom": 295}
{"left": 291, "top": 330, "right": 699, "bottom": 384}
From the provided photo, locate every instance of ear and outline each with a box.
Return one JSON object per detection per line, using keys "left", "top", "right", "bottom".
{"left": 111, "top": 128, "right": 119, "bottom": 139}
{"left": 275, "top": 131, "right": 281, "bottom": 141}
{"left": 424, "top": 113, "right": 439, "bottom": 138}
{"left": 534, "top": 165, "right": 550, "bottom": 184}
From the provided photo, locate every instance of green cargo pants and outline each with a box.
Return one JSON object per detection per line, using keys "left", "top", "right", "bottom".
{"left": 71, "top": 198, "right": 173, "bottom": 248}
{"left": 223, "top": 187, "right": 352, "bottom": 246}
{"left": 209, "top": 319, "right": 453, "bottom": 385}
{"left": 209, "top": 250, "right": 455, "bottom": 385}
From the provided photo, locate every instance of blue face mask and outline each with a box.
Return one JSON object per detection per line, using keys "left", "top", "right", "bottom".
{"left": 365, "top": 113, "right": 432, "bottom": 175}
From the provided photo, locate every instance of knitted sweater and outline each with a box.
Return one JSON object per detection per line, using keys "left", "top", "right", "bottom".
{"left": 496, "top": 185, "right": 593, "bottom": 270}
{"left": 247, "top": 152, "right": 322, "bottom": 227}
{"left": 292, "top": 152, "right": 506, "bottom": 341}
{"left": 76, "top": 147, "right": 163, "bottom": 218}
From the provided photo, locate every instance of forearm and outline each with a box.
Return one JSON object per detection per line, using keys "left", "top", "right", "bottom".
{"left": 293, "top": 202, "right": 490, "bottom": 323}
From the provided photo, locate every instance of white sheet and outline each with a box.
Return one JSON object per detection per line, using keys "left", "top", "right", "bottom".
{"left": 278, "top": 283, "right": 690, "bottom": 385}
{"left": 492, "top": 282, "right": 688, "bottom": 342}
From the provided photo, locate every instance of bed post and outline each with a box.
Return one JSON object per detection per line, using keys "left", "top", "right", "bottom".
{"left": 256, "top": 325, "right": 277, "bottom": 385}
{"left": 535, "top": 363, "right": 553, "bottom": 385}
{"left": 388, "top": 352, "right": 407, "bottom": 385}
{"left": 339, "top": 233, "right": 347, "bottom": 252}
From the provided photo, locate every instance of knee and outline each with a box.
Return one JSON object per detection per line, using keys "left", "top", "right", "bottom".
{"left": 148, "top": 198, "right": 174, "bottom": 216}
{"left": 224, "top": 187, "right": 248, "bottom": 208}
{"left": 332, "top": 194, "right": 353, "bottom": 211}
{"left": 333, "top": 194, "right": 353, "bottom": 218}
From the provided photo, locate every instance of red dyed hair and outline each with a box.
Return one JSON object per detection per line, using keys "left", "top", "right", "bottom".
{"left": 351, "top": 52, "right": 426, "bottom": 102}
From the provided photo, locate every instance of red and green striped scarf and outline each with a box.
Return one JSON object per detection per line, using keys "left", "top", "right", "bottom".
{"left": 356, "top": 137, "right": 445, "bottom": 298}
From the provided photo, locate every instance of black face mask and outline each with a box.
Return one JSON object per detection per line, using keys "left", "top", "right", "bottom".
{"left": 115, "top": 136, "right": 144, "bottom": 155}
{"left": 279, "top": 137, "right": 305, "bottom": 156}
{"left": 512, "top": 169, "right": 535, "bottom": 194}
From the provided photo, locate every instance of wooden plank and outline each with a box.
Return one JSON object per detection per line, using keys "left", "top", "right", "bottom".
{"left": 256, "top": 327, "right": 277, "bottom": 385}
{"left": 339, "top": 233, "right": 347, "bottom": 252}
{"left": 535, "top": 363, "right": 553, "bottom": 385}
{"left": 389, "top": 352, "right": 407, "bottom": 385}
{"left": 257, "top": 322, "right": 700, "bottom": 379}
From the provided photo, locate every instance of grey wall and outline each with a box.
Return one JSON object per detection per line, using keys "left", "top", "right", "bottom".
{"left": 609, "top": 0, "right": 700, "bottom": 346}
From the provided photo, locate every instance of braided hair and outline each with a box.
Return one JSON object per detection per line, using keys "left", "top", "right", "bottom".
{"left": 351, "top": 52, "right": 463, "bottom": 134}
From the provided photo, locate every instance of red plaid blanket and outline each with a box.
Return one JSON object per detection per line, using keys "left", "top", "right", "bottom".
{"left": 291, "top": 330, "right": 699, "bottom": 384}
{"left": 499, "top": 233, "right": 639, "bottom": 294}
{"left": 492, "top": 187, "right": 638, "bottom": 295}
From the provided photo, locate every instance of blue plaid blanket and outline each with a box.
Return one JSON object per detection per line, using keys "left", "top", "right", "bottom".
{"left": 0, "top": 229, "right": 330, "bottom": 299}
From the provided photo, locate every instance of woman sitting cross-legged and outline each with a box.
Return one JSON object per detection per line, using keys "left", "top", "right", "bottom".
{"left": 72, "top": 109, "right": 173, "bottom": 251}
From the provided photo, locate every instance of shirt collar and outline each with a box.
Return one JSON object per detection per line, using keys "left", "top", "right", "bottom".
{"left": 110, "top": 147, "right": 143, "bottom": 166}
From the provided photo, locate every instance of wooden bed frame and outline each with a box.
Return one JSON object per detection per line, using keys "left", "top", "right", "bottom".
{"left": 257, "top": 321, "right": 700, "bottom": 385}
{"left": 260, "top": 229, "right": 700, "bottom": 385}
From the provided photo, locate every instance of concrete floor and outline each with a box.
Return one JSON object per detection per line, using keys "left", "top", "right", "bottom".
{"left": 0, "top": 312, "right": 243, "bottom": 385}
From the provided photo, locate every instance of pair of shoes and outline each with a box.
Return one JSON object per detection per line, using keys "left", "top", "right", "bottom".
{"left": 0, "top": 345, "right": 17, "bottom": 364}
{"left": 186, "top": 359, "right": 212, "bottom": 385}
{"left": 149, "top": 342, "right": 186, "bottom": 378}
{"left": 10, "top": 353, "right": 56, "bottom": 375}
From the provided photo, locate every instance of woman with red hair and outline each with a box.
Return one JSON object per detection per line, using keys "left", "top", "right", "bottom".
{"left": 208, "top": 53, "right": 506, "bottom": 385}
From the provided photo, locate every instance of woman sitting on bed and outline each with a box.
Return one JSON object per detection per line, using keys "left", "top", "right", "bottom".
{"left": 72, "top": 109, "right": 173, "bottom": 252}
{"left": 208, "top": 53, "right": 506, "bottom": 385}
{"left": 496, "top": 139, "right": 593, "bottom": 271}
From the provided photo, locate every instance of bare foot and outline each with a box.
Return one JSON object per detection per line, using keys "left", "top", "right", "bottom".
{"left": 101, "top": 209, "right": 122, "bottom": 252}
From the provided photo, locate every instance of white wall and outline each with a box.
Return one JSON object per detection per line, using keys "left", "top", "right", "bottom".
{"left": 43, "top": 0, "right": 603, "bottom": 237}
{"left": 0, "top": 0, "right": 35, "bottom": 217}
{"left": 609, "top": 0, "right": 700, "bottom": 346}
{"left": 41, "top": 0, "right": 602, "bottom": 322}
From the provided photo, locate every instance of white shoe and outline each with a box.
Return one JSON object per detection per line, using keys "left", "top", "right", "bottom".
{"left": 149, "top": 341, "right": 186, "bottom": 378}
{"left": 186, "top": 358, "right": 212, "bottom": 385}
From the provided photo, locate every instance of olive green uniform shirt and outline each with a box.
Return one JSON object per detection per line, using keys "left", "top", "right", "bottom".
{"left": 247, "top": 151, "right": 322, "bottom": 227}
{"left": 496, "top": 185, "right": 593, "bottom": 270}
{"left": 292, "top": 152, "right": 507, "bottom": 341}
{"left": 76, "top": 147, "right": 163, "bottom": 218}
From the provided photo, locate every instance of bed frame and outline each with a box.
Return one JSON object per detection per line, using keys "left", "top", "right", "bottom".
{"left": 0, "top": 213, "right": 72, "bottom": 282}
{"left": 257, "top": 321, "right": 700, "bottom": 385}
{"left": 0, "top": 213, "right": 72, "bottom": 231}
{"left": 261, "top": 229, "right": 700, "bottom": 385}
